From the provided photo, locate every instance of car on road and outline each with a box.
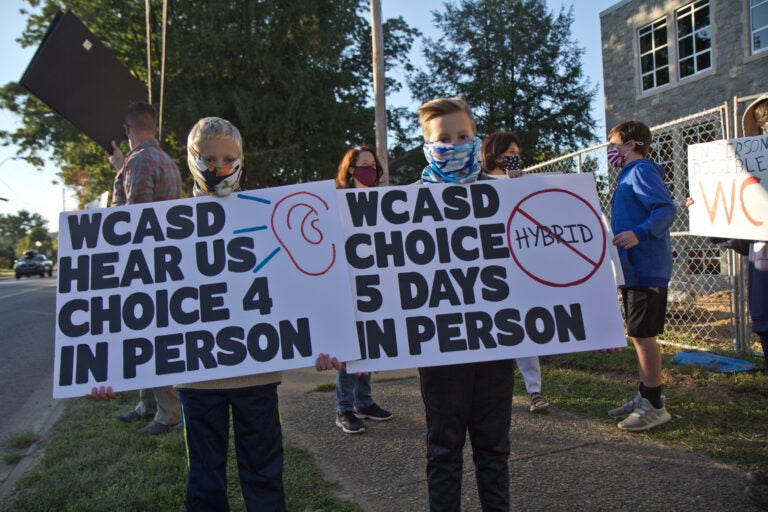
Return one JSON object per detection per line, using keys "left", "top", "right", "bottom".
{"left": 14, "top": 250, "right": 53, "bottom": 279}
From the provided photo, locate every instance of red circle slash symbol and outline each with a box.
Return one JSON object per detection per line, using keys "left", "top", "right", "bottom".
{"left": 506, "top": 188, "right": 606, "bottom": 287}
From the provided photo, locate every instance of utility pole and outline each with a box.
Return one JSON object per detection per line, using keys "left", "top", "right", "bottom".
{"left": 370, "top": 0, "right": 389, "bottom": 184}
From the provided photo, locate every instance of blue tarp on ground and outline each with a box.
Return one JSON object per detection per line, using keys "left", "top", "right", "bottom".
{"left": 671, "top": 351, "right": 757, "bottom": 373}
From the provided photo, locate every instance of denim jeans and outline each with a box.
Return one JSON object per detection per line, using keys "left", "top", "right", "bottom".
{"left": 336, "top": 369, "right": 373, "bottom": 413}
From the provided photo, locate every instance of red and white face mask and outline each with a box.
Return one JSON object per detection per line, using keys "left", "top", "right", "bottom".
{"left": 607, "top": 139, "right": 645, "bottom": 168}
{"left": 607, "top": 145, "right": 626, "bottom": 168}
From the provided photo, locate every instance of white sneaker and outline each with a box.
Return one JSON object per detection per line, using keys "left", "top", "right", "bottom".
{"left": 617, "top": 397, "right": 671, "bottom": 432}
{"left": 608, "top": 392, "right": 641, "bottom": 418}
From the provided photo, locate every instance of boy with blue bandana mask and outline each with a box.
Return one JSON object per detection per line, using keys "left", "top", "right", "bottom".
{"left": 419, "top": 97, "right": 483, "bottom": 184}
{"left": 416, "top": 97, "right": 516, "bottom": 511}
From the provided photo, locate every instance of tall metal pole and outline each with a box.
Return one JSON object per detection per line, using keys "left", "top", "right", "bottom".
{"left": 370, "top": 0, "right": 389, "bottom": 184}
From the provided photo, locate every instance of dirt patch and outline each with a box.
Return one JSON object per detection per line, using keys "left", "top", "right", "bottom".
{"left": 664, "top": 291, "right": 744, "bottom": 350}
{"left": 665, "top": 373, "right": 768, "bottom": 403}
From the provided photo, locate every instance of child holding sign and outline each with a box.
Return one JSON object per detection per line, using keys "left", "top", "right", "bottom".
{"left": 686, "top": 93, "right": 768, "bottom": 511}
{"left": 333, "top": 146, "right": 393, "bottom": 434}
{"left": 607, "top": 120, "right": 676, "bottom": 433}
{"left": 174, "top": 117, "right": 286, "bottom": 511}
{"left": 738, "top": 93, "right": 768, "bottom": 512}
{"left": 417, "top": 97, "right": 516, "bottom": 511}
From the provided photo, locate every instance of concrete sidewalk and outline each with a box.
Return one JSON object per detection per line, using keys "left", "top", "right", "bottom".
{"left": 279, "top": 367, "right": 762, "bottom": 512}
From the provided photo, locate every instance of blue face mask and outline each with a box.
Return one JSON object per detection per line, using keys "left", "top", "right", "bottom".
{"left": 421, "top": 136, "right": 482, "bottom": 184}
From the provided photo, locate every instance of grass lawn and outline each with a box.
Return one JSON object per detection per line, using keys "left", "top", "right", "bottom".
{"left": 2, "top": 345, "right": 767, "bottom": 511}
{"left": 4, "top": 392, "right": 362, "bottom": 512}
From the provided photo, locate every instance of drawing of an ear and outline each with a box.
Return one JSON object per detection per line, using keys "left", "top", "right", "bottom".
{"left": 270, "top": 191, "right": 337, "bottom": 276}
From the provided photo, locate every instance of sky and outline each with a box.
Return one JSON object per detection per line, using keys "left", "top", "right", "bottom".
{"left": 0, "top": 0, "right": 619, "bottom": 232}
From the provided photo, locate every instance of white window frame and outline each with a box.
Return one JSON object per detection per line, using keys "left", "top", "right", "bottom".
{"left": 752, "top": 0, "right": 768, "bottom": 54}
{"left": 638, "top": 17, "right": 670, "bottom": 92}
{"left": 675, "top": 0, "right": 713, "bottom": 80}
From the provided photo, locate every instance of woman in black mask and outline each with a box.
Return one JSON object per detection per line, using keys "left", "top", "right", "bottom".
{"left": 480, "top": 131, "right": 552, "bottom": 413}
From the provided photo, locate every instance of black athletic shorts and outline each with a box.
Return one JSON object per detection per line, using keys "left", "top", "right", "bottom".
{"left": 622, "top": 286, "right": 668, "bottom": 338}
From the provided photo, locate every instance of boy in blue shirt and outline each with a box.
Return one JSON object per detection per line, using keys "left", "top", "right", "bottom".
{"left": 607, "top": 120, "right": 676, "bottom": 432}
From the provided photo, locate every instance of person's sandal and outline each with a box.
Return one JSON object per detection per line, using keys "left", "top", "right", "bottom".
{"left": 530, "top": 393, "right": 550, "bottom": 413}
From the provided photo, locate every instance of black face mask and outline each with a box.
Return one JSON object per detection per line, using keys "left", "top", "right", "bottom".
{"left": 200, "top": 168, "right": 228, "bottom": 190}
{"left": 502, "top": 155, "right": 521, "bottom": 172}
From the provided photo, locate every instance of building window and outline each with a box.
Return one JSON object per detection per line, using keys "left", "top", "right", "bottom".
{"left": 752, "top": 0, "right": 768, "bottom": 54}
{"left": 676, "top": 1, "right": 712, "bottom": 79}
{"left": 639, "top": 18, "right": 670, "bottom": 91}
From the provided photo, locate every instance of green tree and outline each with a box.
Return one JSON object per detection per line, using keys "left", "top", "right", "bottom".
{"left": 1, "top": 0, "right": 417, "bottom": 200}
{"left": 408, "top": 0, "right": 597, "bottom": 164}
{"left": 15, "top": 225, "right": 55, "bottom": 260}
{"left": 0, "top": 210, "right": 48, "bottom": 267}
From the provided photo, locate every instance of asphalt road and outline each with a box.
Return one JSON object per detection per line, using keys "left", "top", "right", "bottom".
{"left": 0, "top": 275, "right": 63, "bottom": 493}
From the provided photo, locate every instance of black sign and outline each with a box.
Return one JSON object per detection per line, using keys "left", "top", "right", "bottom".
{"left": 20, "top": 11, "right": 147, "bottom": 153}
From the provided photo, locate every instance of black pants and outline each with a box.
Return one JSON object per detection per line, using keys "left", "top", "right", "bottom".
{"left": 180, "top": 384, "right": 285, "bottom": 512}
{"left": 758, "top": 331, "right": 768, "bottom": 368}
{"left": 419, "top": 359, "right": 515, "bottom": 512}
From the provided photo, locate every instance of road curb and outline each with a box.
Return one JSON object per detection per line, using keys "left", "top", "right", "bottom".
{"left": 0, "top": 398, "right": 66, "bottom": 509}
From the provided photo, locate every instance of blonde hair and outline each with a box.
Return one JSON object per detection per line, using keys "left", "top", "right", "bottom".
{"left": 418, "top": 97, "right": 476, "bottom": 140}
{"left": 743, "top": 94, "right": 768, "bottom": 136}
{"left": 187, "top": 117, "right": 243, "bottom": 159}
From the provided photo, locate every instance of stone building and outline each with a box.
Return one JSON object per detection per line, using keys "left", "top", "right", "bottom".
{"left": 599, "top": 0, "right": 767, "bottom": 350}
{"left": 600, "top": 0, "right": 767, "bottom": 134}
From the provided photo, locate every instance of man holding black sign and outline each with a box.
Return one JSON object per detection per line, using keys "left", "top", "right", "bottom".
{"left": 108, "top": 101, "right": 182, "bottom": 435}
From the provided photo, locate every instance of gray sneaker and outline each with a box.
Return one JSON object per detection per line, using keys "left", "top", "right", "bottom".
{"left": 138, "top": 420, "right": 174, "bottom": 435}
{"left": 608, "top": 393, "right": 641, "bottom": 418}
{"left": 336, "top": 410, "right": 365, "bottom": 434}
{"left": 618, "top": 397, "right": 671, "bottom": 432}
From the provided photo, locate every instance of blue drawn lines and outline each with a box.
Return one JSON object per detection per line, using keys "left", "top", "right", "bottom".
{"left": 236, "top": 193, "right": 280, "bottom": 273}
{"left": 233, "top": 225, "right": 267, "bottom": 234}
{"left": 253, "top": 247, "right": 281, "bottom": 273}
{"left": 237, "top": 193, "right": 271, "bottom": 204}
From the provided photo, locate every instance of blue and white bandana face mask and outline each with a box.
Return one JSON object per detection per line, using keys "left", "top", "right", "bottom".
{"left": 421, "top": 136, "right": 482, "bottom": 184}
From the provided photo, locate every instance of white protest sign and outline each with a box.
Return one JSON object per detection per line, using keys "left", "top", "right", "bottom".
{"left": 688, "top": 135, "right": 768, "bottom": 240}
{"left": 343, "top": 173, "right": 627, "bottom": 373}
{"left": 54, "top": 180, "right": 359, "bottom": 398}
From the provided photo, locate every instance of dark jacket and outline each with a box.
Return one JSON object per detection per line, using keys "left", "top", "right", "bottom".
{"left": 713, "top": 238, "right": 768, "bottom": 333}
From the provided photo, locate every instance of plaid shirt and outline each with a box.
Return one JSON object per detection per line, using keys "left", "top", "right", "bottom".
{"left": 111, "top": 139, "right": 181, "bottom": 205}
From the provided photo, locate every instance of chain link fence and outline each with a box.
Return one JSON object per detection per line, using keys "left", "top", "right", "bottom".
{"left": 523, "top": 99, "right": 764, "bottom": 355}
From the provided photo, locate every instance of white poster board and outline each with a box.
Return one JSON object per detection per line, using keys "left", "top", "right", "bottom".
{"left": 688, "top": 135, "right": 768, "bottom": 239}
{"left": 54, "top": 180, "right": 359, "bottom": 398}
{"left": 343, "top": 173, "right": 627, "bottom": 373}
